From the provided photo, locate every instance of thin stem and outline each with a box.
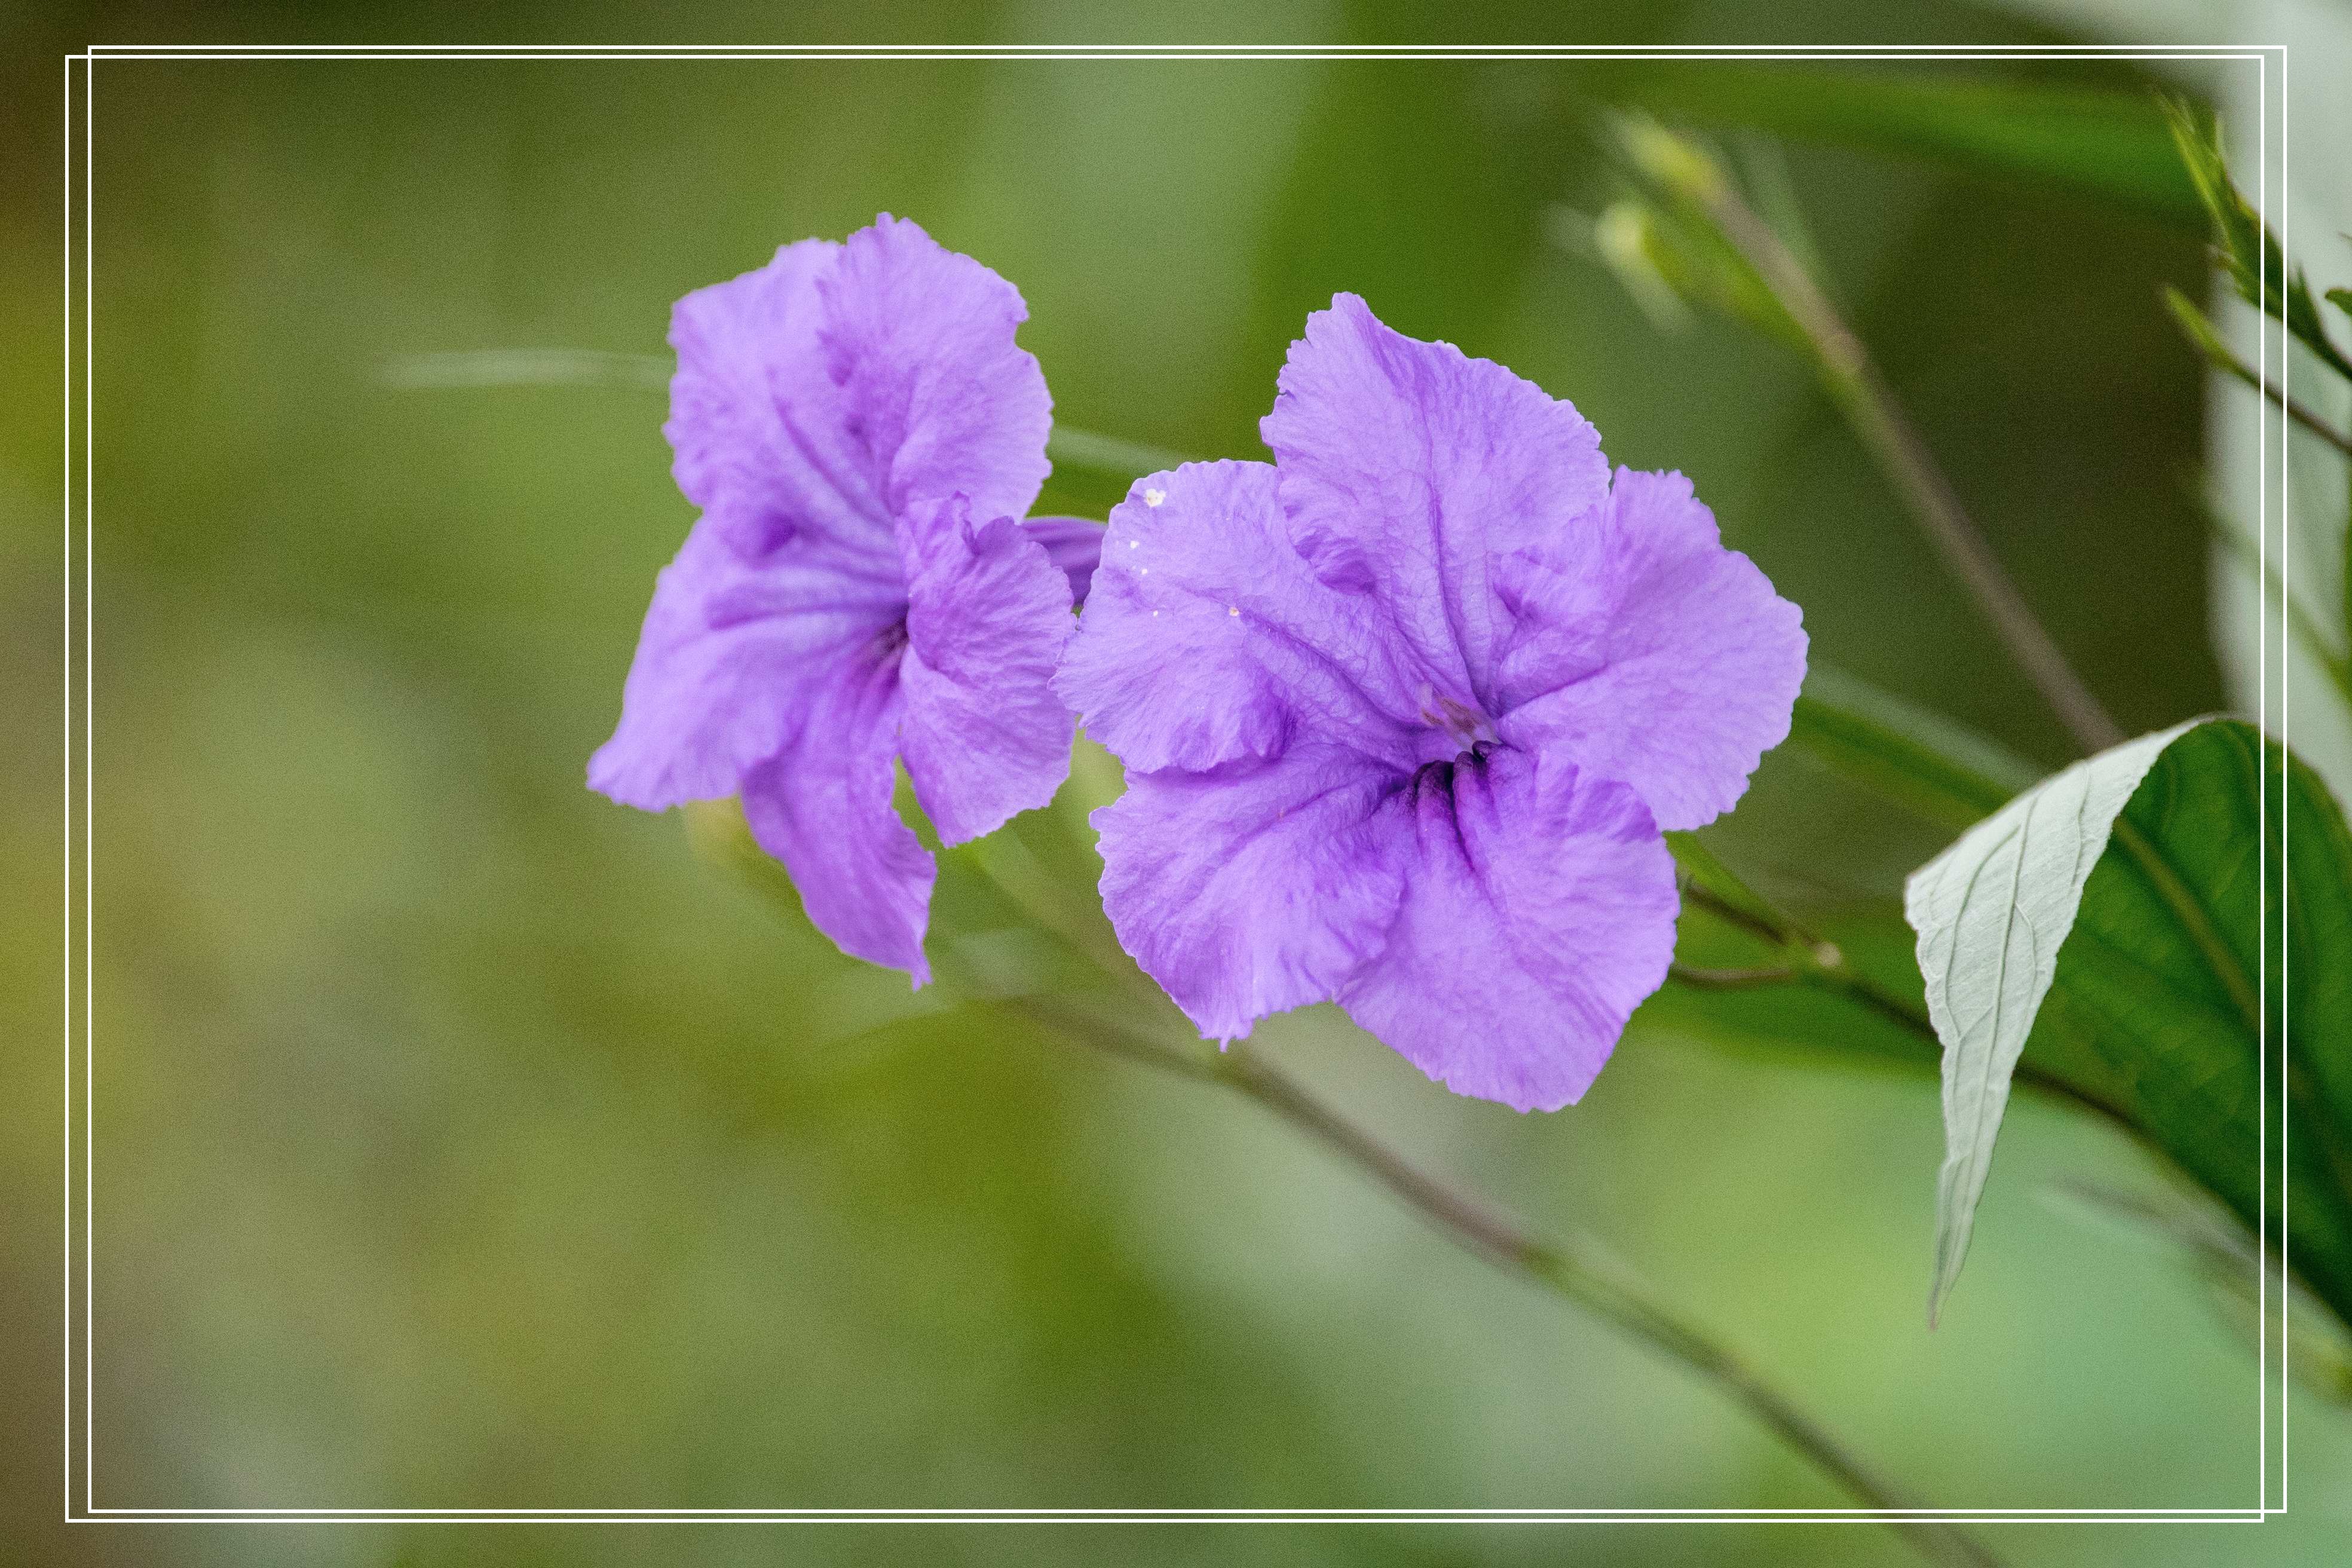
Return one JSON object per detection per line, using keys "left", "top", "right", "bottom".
{"left": 1005, "top": 991, "right": 1224, "bottom": 1084}
{"left": 2241, "top": 366, "right": 2352, "bottom": 457}
{"left": 381, "top": 350, "right": 1205, "bottom": 478}
{"left": 1044, "top": 424, "right": 1193, "bottom": 480}
{"left": 2203, "top": 495, "right": 2352, "bottom": 710}
{"left": 379, "top": 347, "right": 671, "bottom": 391}
{"left": 967, "top": 829, "right": 1158, "bottom": 1002}
{"left": 705, "top": 804, "right": 1996, "bottom": 1560}
{"left": 1696, "top": 179, "right": 2125, "bottom": 755}
{"left": 1677, "top": 878, "right": 1937, "bottom": 1040}
{"left": 2166, "top": 287, "right": 2352, "bottom": 458}
{"left": 1211, "top": 1041, "right": 1552, "bottom": 1273}
{"left": 1003, "top": 991, "right": 1999, "bottom": 1568}
{"left": 1673, "top": 878, "right": 2120, "bottom": 1129}
{"left": 1678, "top": 877, "right": 1812, "bottom": 953}
{"left": 1671, "top": 961, "right": 1799, "bottom": 988}
{"left": 963, "top": 819, "right": 1998, "bottom": 1561}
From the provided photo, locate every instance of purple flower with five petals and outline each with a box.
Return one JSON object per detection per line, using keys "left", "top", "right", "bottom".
{"left": 1055, "top": 295, "right": 1806, "bottom": 1110}
{"left": 590, "top": 216, "right": 1102, "bottom": 985}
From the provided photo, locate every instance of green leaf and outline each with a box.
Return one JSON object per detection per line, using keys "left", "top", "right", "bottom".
{"left": 380, "top": 342, "right": 1184, "bottom": 516}
{"left": 1786, "top": 663, "right": 2037, "bottom": 832}
{"left": 1614, "top": 64, "right": 2203, "bottom": 226}
{"left": 2161, "top": 97, "right": 2352, "bottom": 381}
{"left": 1907, "top": 719, "right": 2205, "bottom": 1324}
{"left": 379, "top": 345, "right": 1194, "bottom": 493}
{"left": 1906, "top": 719, "right": 2352, "bottom": 1328}
{"left": 2161, "top": 284, "right": 2241, "bottom": 379}
{"left": 2050, "top": 1180, "right": 2352, "bottom": 1407}
{"left": 379, "top": 348, "right": 670, "bottom": 390}
{"left": 2038, "top": 726, "right": 2352, "bottom": 1330}
{"left": 2198, "top": 492, "right": 2352, "bottom": 712}
{"left": 1671, "top": 682, "right": 2352, "bottom": 1336}
{"left": 1042, "top": 425, "right": 1191, "bottom": 485}
{"left": 1595, "top": 120, "right": 1811, "bottom": 356}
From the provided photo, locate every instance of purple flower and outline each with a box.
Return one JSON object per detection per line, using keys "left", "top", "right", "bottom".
{"left": 1055, "top": 295, "right": 1806, "bottom": 1110}
{"left": 590, "top": 216, "right": 1102, "bottom": 985}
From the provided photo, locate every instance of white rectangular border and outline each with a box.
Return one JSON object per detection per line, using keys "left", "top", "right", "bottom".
{"left": 58, "top": 39, "right": 2292, "bottom": 1528}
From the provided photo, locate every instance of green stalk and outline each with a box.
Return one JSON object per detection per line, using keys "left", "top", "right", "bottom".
{"left": 2163, "top": 286, "right": 2352, "bottom": 460}
{"left": 1669, "top": 866, "right": 2115, "bottom": 1128}
{"left": 1613, "top": 120, "right": 2123, "bottom": 757}
{"left": 956, "top": 809, "right": 2004, "bottom": 1568}
{"left": 1006, "top": 992, "right": 2000, "bottom": 1568}
{"left": 1707, "top": 194, "right": 2121, "bottom": 755}
{"left": 691, "top": 799, "right": 2002, "bottom": 1563}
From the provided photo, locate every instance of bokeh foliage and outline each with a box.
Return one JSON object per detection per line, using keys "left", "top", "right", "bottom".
{"left": 4, "top": 5, "right": 2347, "bottom": 1566}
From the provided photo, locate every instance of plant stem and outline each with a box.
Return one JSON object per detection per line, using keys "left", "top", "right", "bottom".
{"left": 1005, "top": 991, "right": 2001, "bottom": 1568}
{"left": 2164, "top": 288, "right": 2352, "bottom": 459}
{"left": 974, "top": 820, "right": 1997, "bottom": 1563}
{"left": 1671, "top": 877, "right": 2120, "bottom": 1130}
{"left": 709, "top": 799, "right": 2001, "bottom": 1560}
{"left": 2202, "top": 495, "right": 2352, "bottom": 711}
{"left": 1670, "top": 960, "right": 1798, "bottom": 988}
{"left": 1692, "top": 175, "right": 2125, "bottom": 755}
{"left": 1675, "top": 876, "right": 1943, "bottom": 1039}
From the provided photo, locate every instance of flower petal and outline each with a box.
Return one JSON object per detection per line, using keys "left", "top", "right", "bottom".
{"left": 738, "top": 646, "right": 935, "bottom": 985}
{"left": 1095, "top": 744, "right": 1407, "bottom": 1041}
{"left": 1054, "top": 461, "right": 1416, "bottom": 775}
{"left": 896, "top": 502, "right": 1078, "bottom": 846}
{"left": 1260, "top": 293, "right": 1610, "bottom": 708}
{"left": 665, "top": 238, "right": 901, "bottom": 566}
{"left": 818, "top": 214, "right": 1052, "bottom": 528}
{"left": 1019, "top": 515, "right": 1107, "bottom": 606}
{"left": 588, "top": 517, "right": 904, "bottom": 810}
{"left": 1336, "top": 748, "right": 1677, "bottom": 1111}
{"left": 1493, "top": 468, "right": 1808, "bottom": 831}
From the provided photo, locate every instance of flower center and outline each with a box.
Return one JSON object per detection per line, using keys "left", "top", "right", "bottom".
{"left": 1404, "top": 741, "right": 1495, "bottom": 807}
{"left": 1416, "top": 683, "right": 1497, "bottom": 752}
{"left": 1399, "top": 684, "right": 1503, "bottom": 801}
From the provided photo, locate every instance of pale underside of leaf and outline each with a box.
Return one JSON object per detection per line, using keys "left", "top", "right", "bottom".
{"left": 1906, "top": 718, "right": 2206, "bottom": 1325}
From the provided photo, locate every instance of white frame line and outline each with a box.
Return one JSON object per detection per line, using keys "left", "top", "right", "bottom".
{"left": 73, "top": 50, "right": 2276, "bottom": 62}
{"left": 2256, "top": 44, "right": 2268, "bottom": 1518}
{"left": 2278, "top": 35, "right": 2292, "bottom": 1517}
{"left": 60, "top": 44, "right": 75, "bottom": 1530}
{"left": 58, "top": 39, "right": 2292, "bottom": 1528}
{"left": 81, "top": 41, "right": 96, "bottom": 1527}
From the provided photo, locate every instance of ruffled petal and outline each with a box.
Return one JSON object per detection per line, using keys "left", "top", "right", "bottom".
{"left": 1336, "top": 748, "right": 1678, "bottom": 1111}
{"left": 587, "top": 516, "right": 904, "bottom": 810}
{"left": 1095, "top": 744, "right": 1407, "bottom": 1042}
{"left": 665, "top": 239, "right": 902, "bottom": 568}
{"left": 1492, "top": 468, "right": 1807, "bottom": 832}
{"left": 1260, "top": 293, "right": 1610, "bottom": 708}
{"left": 1019, "top": 515, "right": 1107, "bottom": 606}
{"left": 895, "top": 501, "right": 1078, "bottom": 846}
{"left": 1054, "top": 461, "right": 1416, "bottom": 775}
{"left": 817, "top": 214, "right": 1052, "bottom": 529}
{"left": 738, "top": 645, "right": 935, "bottom": 985}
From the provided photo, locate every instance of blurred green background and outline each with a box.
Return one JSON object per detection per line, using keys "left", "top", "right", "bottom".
{"left": 5, "top": 3, "right": 2347, "bottom": 1565}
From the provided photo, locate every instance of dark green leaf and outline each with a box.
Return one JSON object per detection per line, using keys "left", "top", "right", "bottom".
{"left": 1610, "top": 64, "right": 2203, "bottom": 225}
{"left": 2161, "top": 284, "right": 2241, "bottom": 378}
{"left": 1906, "top": 719, "right": 2352, "bottom": 1328}
{"left": 2161, "top": 97, "right": 2352, "bottom": 381}
{"left": 2050, "top": 1181, "right": 2352, "bottom": 1406}
{"left": 1787, "top": 663, "right": 2037, "bottom": 832}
